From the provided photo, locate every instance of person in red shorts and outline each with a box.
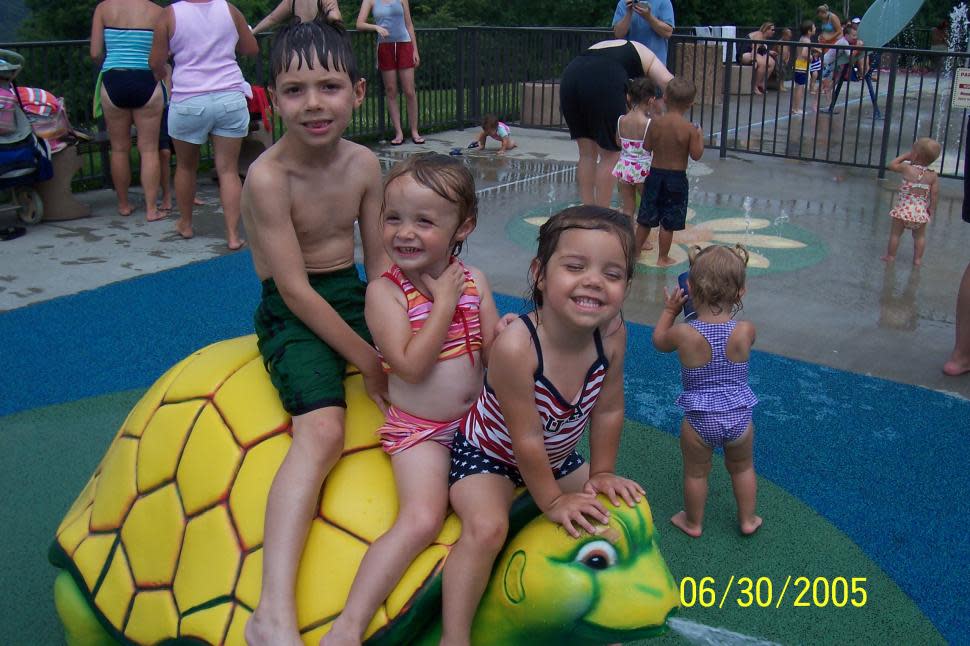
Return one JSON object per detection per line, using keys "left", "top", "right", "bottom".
{"left": 357, "top": 0, "right": 424, "bottom": 145}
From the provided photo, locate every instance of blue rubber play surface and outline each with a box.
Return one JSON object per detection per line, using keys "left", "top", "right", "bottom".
{"left": 1, "top": 251, "right": 968, "bottom": 643}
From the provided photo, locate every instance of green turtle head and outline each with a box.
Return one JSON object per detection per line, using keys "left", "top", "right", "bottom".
{"left": 472, "top": 495, "right": 679, "bottom": 645}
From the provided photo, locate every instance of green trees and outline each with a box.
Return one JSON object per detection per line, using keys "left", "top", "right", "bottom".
{"left": 14, "top": 0, "right": 954, "bottom": 43}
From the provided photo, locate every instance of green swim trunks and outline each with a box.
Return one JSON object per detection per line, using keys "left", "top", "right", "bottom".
{"left": 254, "top": 266, "right": 372, "bottom": 415}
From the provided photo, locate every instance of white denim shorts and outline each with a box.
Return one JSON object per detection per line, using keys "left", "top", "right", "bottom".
{"left": 167, "top": 90, "right": 249, "bottom": 145}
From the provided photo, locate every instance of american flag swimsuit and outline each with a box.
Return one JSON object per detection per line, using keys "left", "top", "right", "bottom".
{"left": 676, "top": 319, "right": 758, "bottom": 448}
{"left": 449, "top": 314, "right": 608, "bottom": 486}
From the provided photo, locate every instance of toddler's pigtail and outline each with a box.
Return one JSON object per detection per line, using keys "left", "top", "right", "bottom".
{"left": 687, "top": 245, "right": 703, "bottom": 266}
{"left": 732, "top": 244, "right": 750, "bottom": 266}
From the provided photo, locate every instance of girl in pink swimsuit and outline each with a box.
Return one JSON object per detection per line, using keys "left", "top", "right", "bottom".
{"left": 441, "top": 205, "right": 645, "bottom": 645}
{"left": 882, "top": 137, "right": 941, "bottom": 267}
{"left": 612, "top": 76, "right": 661, "bottom": 220}
{"left": 321, "top": 153, "right": 498, "bottom": 646}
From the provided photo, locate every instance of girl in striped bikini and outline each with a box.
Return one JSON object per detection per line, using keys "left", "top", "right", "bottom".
{"left": 322, "top": 153, "right": 498, "bottom": 646}
{"left": 441, "top": 205, "right": 646, "bottom": 646}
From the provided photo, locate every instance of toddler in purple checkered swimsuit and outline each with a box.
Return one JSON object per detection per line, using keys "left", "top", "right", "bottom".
{"left": 653, "top": 244, "right": 762, "bottom": 538}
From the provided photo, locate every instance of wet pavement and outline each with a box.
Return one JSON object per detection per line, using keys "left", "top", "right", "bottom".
{"left": 1, "top": 126, "right": 967, "bottom": 399}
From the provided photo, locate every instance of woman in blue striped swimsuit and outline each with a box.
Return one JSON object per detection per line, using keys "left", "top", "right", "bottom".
{"left": 90, "top": 0, "right": 165, "bottom": 221}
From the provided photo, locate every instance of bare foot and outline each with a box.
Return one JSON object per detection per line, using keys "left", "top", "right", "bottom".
{"left": 175, "top": 219, "right": 194, "bottom": 239}
{"left": 880, "top": 254, "right": 895, "bottom": 263}
{"left": 656, "top": 255, "right": 678, "bottom": 268}
{"left": 245, "top": 611, "right": 303, "bottom": 646}
{"left": 913, "top": 259, "right": 922, "bottom": 267}
{"left": 943, "top": 357, "right": 970, "bottom": 376}
{"left": 642, "top": 240, "right": 655, "bottom": 251}
{"left": 118, "top": 205, "right": 134, "bottom": 217}
{"left": 193, "top": 195, "right": 204, "bottom": 206}
{"left": 227, "top": 239, "right": 247, "bottom": 251}
{"left": 159, "top": 200, "right": 172, "bottom": 211}
{"left": 146, "top": 209, "right": 166, "bottom": 223}
{"left": 670, "top": 511, "right": 702, "bottom": 538}
{"left": 791, "top": 109, "right": 804, "bottom": 116}
{"left": 740, "top": 516, "right": 763, "bottom": 536}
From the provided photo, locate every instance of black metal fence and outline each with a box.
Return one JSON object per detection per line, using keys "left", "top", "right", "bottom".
{"left": 1, "top": 26, "right": 966, "bottom": 191}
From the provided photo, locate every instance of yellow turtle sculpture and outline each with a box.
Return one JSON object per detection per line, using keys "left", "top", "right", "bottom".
{"left": 49, "top": 335, "right": 679, "bottom": 645}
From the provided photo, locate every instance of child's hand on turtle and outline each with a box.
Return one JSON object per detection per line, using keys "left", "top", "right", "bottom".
{"left": 584, "top": 472, "right": 645, "bottom": 508}
{"left": 545, "top": 492, "right": 610, "bottom": 537}
{"left": 663, "top": 286, "right": 687, "bottom": 314}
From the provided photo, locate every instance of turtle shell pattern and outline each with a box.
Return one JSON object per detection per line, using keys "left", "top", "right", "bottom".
{"left": 50, "top": 335, "right": 461, "bottom": 645}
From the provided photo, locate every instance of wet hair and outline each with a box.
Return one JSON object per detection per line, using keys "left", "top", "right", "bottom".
{"left": 912, "top": 137, "right": 942, "bottom": 165}
{"left": 664, "top": 76, "right": 697, "bottom": 111}
{"left": 382, "top": 153, "right": 478, "bottom": 256}
{"left": 627, "top": 76, "right": 661, "bottom": 106}
{"left": 481, "top": 113, "right": 499, "bottom": 132}
{"left": 528, "top": 206, "right": 636, "bottom": 310}
{"left": 800, "top": 19, "right": 816, "bottom": 36}
{"left": 686, "top": 245, "right": 749, "bottom": 315}
{"left": 269, "top": 16, "right": 359, "bottom": 87}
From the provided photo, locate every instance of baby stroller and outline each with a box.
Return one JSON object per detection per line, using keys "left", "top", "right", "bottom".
{"left": 0, "top": 49, "right": 54, "bottom": 226}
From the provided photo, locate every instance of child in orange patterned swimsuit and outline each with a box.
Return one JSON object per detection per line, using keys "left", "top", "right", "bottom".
{"left": 882, "top": 138, "right": 941, "bottom": 267}
{"left": 321, "top": 153, "right": 498, "bottom": 646}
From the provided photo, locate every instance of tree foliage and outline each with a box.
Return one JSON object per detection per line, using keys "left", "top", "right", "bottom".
{"left": 17, "top": 0, "right": 958, "bottom": 42}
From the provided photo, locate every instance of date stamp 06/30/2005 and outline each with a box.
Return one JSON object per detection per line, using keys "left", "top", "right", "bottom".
{"left": 679, "top": 576, "right": 869, "bottom": 609}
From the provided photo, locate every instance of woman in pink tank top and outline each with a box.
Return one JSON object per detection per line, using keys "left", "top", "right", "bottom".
{"left": 149, "top": 0, "right": 258, "bottom": 251}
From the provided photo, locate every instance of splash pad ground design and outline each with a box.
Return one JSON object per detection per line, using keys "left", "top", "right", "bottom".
{"left": 507, "top": 202, "right": 827, "bottom": 275}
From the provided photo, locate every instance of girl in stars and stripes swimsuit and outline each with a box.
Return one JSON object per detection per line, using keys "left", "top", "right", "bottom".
{"left": 451, "top": 314, "right": 606, "bottom": 485}
{"left": 441, "top": 206, "right": 648, "bottom": 645}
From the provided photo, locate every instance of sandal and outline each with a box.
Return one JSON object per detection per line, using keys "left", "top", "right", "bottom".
{"left": 411, "top": 136, "right": 426, "bottom": 145}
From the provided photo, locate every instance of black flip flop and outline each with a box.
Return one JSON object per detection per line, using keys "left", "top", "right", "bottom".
{"left": 389, "top": 138, "right": 405, "bottom": 146}
{"left": 411, "top": 136, "right": 426, "bottom": 145}
{"left": 1, "top": 226, "right": 26, "bottom": 241}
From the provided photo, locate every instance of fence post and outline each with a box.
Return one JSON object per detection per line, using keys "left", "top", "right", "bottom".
{"left": 456, "top": 28, "right": 465, "bottom": 130}
{"left": 376, "top": 62, "right": 386, "bottom": 138}
{"left": 877, "top": 52, "right": 898, "bottom": 179}
{"left": 720, "top": 40, "right": 733, "bottom": 159}
{"left": 469, "top": 29, "right": 480, "bottom": 126}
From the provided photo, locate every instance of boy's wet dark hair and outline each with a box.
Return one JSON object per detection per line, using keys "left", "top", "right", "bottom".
{"left": 269, "top": 17, "right": 359, "bottom": 86}
{"left": 529, "top": 205, "right": 636, "bottom": 309}
{"left": 800, "top": 20, "right": 815, "bottom": 36}
{"left": 627, "top": 77, "right": 661, "bottom": 105}
{"left": 664, "top": 77, "right": 696, "bottom": 111}
{"left": 382, "top": 153, "right": 478, "bottom": 256}
{"left": 481, "top": 114, "right": 499, "bottom": 132}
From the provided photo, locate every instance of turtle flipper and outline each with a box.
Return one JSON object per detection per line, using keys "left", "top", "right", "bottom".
{"left": 53, "top": 571, "right": 117, "bottom": 646}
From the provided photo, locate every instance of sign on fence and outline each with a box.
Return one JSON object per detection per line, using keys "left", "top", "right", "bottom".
{"left": 952, "top": 68, "right": 970, "bottom": 110}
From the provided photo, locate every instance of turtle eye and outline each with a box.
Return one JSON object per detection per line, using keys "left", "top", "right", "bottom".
{"left": 575, "top": 540, "right": 618, "bottom": 570}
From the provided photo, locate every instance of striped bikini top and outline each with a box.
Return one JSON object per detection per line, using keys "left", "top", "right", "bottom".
{"left": 102, "top": 27, "right": 154, "bottom": 71}
{"left": 379, "top": 260, "right": 482, "bottom": 372}
{"left": 462, "top": 314, "right": 609, "bottom": 469}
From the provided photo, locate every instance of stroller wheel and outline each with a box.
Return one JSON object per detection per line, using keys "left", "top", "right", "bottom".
{"left": 15, "top": 188, "right": 43, "bottom": 224}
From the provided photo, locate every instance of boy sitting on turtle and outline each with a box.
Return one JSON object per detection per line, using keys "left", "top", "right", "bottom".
{"left": 243, "top": 16, "right": 389, "bottom": 646}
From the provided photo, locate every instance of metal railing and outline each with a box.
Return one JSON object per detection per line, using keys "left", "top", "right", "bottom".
{"left": 1, "top": 26, "right": 965, "bottom": 191}
{"left": 668, "top": 35, "right": 967, "bottom": 178}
